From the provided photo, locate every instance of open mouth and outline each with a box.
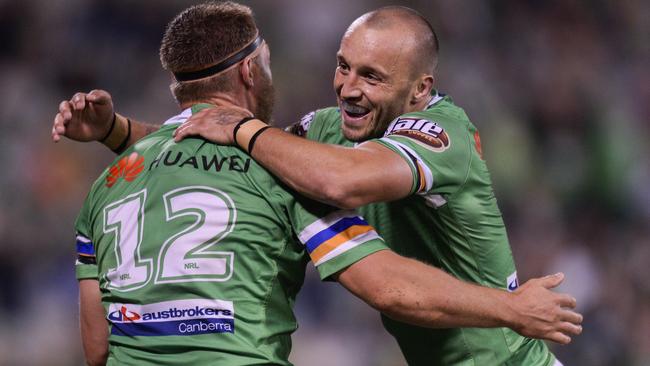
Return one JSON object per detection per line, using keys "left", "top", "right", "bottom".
{"left": 341, "top": 100, "right": 371, "bottom": 120}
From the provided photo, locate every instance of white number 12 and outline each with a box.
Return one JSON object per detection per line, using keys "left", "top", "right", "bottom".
{"left": 103, "top": 186, "right": 236, "bottom": 292}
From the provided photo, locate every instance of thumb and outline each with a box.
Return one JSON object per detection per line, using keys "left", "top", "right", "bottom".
{"left": 540, "top": 272, "right": 564, "bottom": 289}
{"left": 87, "top": 89, "right": 112, "bottom": 104}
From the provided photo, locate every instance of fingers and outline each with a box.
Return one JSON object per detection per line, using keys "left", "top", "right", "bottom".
{"left": 71, "top": 92, "right": 88, "bottom": 110}
{"left": 52, "top": 108, "right": 70, "bottom": 142}
{"left": 561, "top": 309, "right": 583, "bottom": 324}
{"left": 556, "top": 293, "right": 577, "bottom": 308}
{"left": 540, "top": 272, "right": 564, "bottom": 289}
{"left": 173, "top": 121, "right": 198, "bottom": 142}
{"left": 546, "top": 331, "right": 572, "bottom": 345}
{"left": 559, "top": 321, "right": 583, "bottom": 336}
{"left": 58, "top": 100, "right": 72, "bottom": 120}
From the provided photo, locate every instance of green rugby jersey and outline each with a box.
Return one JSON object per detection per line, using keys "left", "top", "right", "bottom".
{"left": 295, "top": 93, "right": 557, "bottom": 366}
{"left": 74, "top": 105, "right": 387, "bottom": 365}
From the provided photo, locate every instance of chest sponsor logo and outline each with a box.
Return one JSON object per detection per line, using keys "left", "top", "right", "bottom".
{"left": 385, "top": 118, "right": 450, "bottom": 152}
{"left": 507, "top": 271, "right": 519, "bottom": 292}
{"left": 107, "top": 299, "right": 234, "bottom": 336}
{"left": 106, "top": 152, "right": 145, "bottom": 187}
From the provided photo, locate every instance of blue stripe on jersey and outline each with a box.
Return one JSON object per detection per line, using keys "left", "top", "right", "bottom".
{"left": 304, "top": 216, "right": 368, "bottom": 253}
{"left": 111, "top": 318, "right": 234, "bottom": 337}
{"left": 76, "top": 241, "right": 95, "bottom": 256}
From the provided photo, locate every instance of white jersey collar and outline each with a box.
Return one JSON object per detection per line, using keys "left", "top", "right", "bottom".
{"left": 163, "top": 107, "right": 192, "bottom": 125}
{"left": 425, "top": 92, "right": 444, "bottom": 110}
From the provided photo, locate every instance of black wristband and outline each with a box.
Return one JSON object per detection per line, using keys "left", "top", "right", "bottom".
{"left": 112, "top": 118, "right": 132, "bottom": 154}
{"left": 248, "top": 126, "right": 271, "bottom": 154}
{"left": 232, "top": 117, "right": 256, "bottom": 144}
{"left": 100, "top": 113, "right": 117, "bottom": 142}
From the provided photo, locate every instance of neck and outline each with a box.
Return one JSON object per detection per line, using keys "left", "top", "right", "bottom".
{"left": 410, "top": 95, "right": 433, "bottom": 112}
{"left": 180, "top": 92, "right": 249, "bottom": 111}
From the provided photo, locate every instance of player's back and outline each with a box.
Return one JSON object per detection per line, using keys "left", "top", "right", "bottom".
{"left": 76, "top": 107, "right": 308, "bottom": 365}
{"left": 303, "top": 97, "right": 557, "bottom": 365}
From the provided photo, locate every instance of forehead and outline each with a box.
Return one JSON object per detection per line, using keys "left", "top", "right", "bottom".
{"left": 338, "top": 26, "right": 416, "bottom": 74}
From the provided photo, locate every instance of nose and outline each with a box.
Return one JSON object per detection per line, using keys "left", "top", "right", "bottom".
{"left": 337, "top": 73, "right": 363, "bottom": 101}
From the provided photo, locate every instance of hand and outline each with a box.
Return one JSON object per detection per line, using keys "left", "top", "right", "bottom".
{"left": 509, "top": 273, "right": 583, "bottom": 344}
{"left": 173, "top": 105, "right": 253, "bottom": 144}
{"left": 52, "top": 89, "right": 114, "bottom": 143}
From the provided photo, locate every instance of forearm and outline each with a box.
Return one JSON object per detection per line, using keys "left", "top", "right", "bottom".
{"left": 338, "top": 251, "right": 516, "bottom": 329}
{"left": 79, "top": 279, "right": 108, "bottom": 366}
{"left": 102, "top": 113, "right": 160, "bottom": 154}
{"left": 247, "top": 127, "right": 411, "bottom": 208}
{"left": 380, "top": 259, "right": 515, "bottom": 328}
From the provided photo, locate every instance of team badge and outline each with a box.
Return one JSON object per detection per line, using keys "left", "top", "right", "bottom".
{"left": 106, "top": 152, "right": 145, "bottom": 187}
{"left": 385, "top": 118, "right": 450, "bottom": 152}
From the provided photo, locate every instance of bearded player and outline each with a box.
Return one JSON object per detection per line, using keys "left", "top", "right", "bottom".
{"left": 53, "top": 3, "right": 582, "bottom": 366}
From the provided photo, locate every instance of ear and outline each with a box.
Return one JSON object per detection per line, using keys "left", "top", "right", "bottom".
{"left": 239, "top": 57, "right": 255, "bottom": 88}
{"left": 411, "top": 74, "right": 434, "bottom": 104}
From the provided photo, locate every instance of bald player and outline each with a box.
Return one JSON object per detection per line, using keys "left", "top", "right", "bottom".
{"left": 53, "top": 5, "right": 581, "bottom": 366}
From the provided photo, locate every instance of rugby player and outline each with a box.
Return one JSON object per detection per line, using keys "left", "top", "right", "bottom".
{"left": 53, "top": 3, "right": 582, "bottom": 366}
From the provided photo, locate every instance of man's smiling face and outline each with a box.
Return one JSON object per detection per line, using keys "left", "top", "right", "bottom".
{"left": 334, "top": 24, "right": 419, "bottom": 142}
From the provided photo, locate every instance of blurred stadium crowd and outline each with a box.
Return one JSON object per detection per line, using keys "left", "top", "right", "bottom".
{"left": 0, "top": 0, "right": 647, "bottom": 365}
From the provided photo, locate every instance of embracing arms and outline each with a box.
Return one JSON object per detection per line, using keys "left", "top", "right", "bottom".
{"left": 51, "top": 91, "right": 408, "bottom": 208}
{"left": 336, "top": 250, "right": 582, "bottom": 344}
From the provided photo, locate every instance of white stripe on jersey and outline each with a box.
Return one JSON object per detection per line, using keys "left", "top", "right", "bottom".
{"left": 313, "top": 230, "right": 383, "bottom": 267}
{"left": 377, "top": 138, "right": 434, "bottom": 193}
{"left": 76, "top": 234, "right": 91, "bottom": 243}
{"left": 297, "top": 209, "right": 359, "bottom": 244}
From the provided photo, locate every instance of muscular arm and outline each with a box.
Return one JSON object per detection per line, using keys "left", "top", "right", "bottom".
{"left": 174, "top": 112, "right": 412, "bottom": 209}
{"left": 248, "top": 128, "right": 412, "bottom": 209}
{"left": 335, "top": 250, "right": 583, "bottom": 344}
{"left": 79, "top": 279, "right": 108, "bottom": 366}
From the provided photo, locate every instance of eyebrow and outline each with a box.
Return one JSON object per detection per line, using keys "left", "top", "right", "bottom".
{"left": 337, "top": 53, "right": 389, "bottom": 80}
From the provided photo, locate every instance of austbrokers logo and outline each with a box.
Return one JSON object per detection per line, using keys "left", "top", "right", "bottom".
{"left": 107, "top": 299, "right": 235, "bottom": 337}
{"left": 106, "top": 152, "right": 144, "bottom": 187}
{"left": 108, "top": 305, "right": 141, "bottom": 322}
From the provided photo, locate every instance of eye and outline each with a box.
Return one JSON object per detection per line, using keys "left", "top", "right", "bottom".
{"left": 337, "top": 61, "right": 349, "bottom": 73}
{"left": 363, "top": 72, "right": 381, "bottom": 84}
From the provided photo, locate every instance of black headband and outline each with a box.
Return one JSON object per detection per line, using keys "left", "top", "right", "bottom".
{"left": 173, "top": 36, "right": 264, "bottom": 82}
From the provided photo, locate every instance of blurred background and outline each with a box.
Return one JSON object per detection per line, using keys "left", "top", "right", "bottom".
{"left": 0, "top": 0, "right": 648, "bottom": 365}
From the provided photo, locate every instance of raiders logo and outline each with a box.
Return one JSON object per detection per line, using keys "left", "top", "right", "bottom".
{"left": 385, "top": 118, "right": 450, "bottom": 152}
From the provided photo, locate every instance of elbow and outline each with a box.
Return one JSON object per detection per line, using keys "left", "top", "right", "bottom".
{"left": 317, "top": 174, "right": 366, "bottom": 209}
{"left": 321, "top": 185, "right": 360, "bottom": 209}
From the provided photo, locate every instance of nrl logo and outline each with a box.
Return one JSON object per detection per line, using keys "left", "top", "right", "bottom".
{"left": 386, "top": 118, "right": 450, "bottom": 152}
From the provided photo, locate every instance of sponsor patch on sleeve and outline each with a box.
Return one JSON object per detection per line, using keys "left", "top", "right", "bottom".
{"left": 384, "top": 117, "right": 451, "bottom": 152}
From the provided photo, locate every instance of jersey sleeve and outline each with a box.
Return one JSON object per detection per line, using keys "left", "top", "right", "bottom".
{"left": 74, "top": 194, "right": 98, "bottom": 280}
{"left": 371, "top": 115, "right": 472, "bottom": 199}
{"left": 280, "top": 190, "right": 388, "bottom": 280}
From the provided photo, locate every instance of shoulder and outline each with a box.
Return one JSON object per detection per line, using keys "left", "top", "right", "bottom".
{"left": 286, "top": 107, "right": 340, "bottom": 137}
{"left": 383, "top": 94, "right": 473, "bottom": 154}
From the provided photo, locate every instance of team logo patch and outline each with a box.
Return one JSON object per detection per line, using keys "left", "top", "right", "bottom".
{"left": 385, "top": 118, "right": 450, "bottom": 152}
{"left": 107, "top": 299, "right": 235, "bottom": 337}
{"left": 106, "top": 152, "right": 145, "bottom": 187}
